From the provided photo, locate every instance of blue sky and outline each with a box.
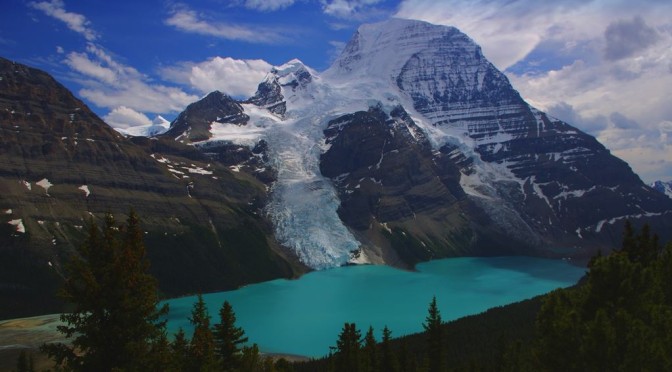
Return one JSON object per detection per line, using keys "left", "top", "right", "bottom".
{"left": 1, "top": 0, "right": 671, "bottom": 183}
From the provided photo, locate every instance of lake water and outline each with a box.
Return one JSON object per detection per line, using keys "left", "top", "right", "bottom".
{"left": 164, "top": 256, "right": 585, "bottom": 358}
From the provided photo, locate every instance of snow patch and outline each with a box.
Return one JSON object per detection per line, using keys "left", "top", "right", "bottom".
{"left": 8, "top": 219, "right": 25, "bottom": 233}
{"left": 3, "top": 209, "right": 11, "bottom": 214}
{"left": 36, "top": 178, "right": 53, "bottom": 195}
{"left": 186, "top": 166, "right": 213, "bottom": 175}
{"left": 78, "top": 185, "right": 90, "bottom": 197}
{"left": 21, "top": 180, "right": 31, "bottom": 190}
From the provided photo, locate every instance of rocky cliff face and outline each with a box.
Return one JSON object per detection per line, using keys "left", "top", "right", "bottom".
{"left": 169, "top": 19, "right": 672, "bottom": 267}
{"left": 322, "top": 19, "right": 672, "bottom": 260}
{"left": 651, "top": 180, "right": 672, "bottom": 199}
{"left": 0, "top": 57, "right": 302, "bottom": 319}
{"left": 4, "top": 18, "right": 672, "bottom": 317}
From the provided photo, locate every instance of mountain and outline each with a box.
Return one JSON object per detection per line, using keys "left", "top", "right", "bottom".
{"left": 4, "top": 18, "right": 672, "bottom": 318}
{"left": 116, "top": 115, "right": 170, "bottom": 137}
{"left": 0, "top": 57, "right": 302, "bottom": 319}
{"left": 651, "top": 180, "right": 672, "bottom": 199}
{"left": 166, "top": 18, "right": 672, "bottom": 268}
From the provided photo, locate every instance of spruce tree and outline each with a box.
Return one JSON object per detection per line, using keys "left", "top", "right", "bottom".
{"left": 213, "top": 300, "right": 249, "bottom": 370}
{"left": 423, "top": 296, "right": 444, "bottom": 372}
{"left": 380, "top": 326, "right": 398, "bottom": 372}
{"left": 189, "top": 294, "right": 218, "bottom": 371}
{"left": 171, "top": 328, "right": 191, "bottom": 371}
{"left": 362, "top": 326, "right": 378, "bottom": 372}
{"left": 42, "top": 211, "right": 168, "bottom": 371}
{"left": 335, "top": 322, "right": 362, "bottom": 372}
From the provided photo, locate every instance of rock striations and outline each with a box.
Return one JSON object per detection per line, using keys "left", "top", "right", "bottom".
{"left": 3, "top": 18, "right": 672, "bottom": 318}
{"left": 0, "top": 57, "right": 301, "bottom": 319}
{"left": 166, "top": 18, "right": 672, "bottom": 268}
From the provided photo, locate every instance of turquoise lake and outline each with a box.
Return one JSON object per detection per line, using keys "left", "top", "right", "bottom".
{"left": 164, "top": 256, "right": 585, "bottom": 358}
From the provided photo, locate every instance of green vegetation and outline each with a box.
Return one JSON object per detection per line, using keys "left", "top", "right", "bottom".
{"left": 297, "top": 222, "right": 672, "bottom": 371}
{"left": 38, "top": 211, "right": 289, "bottom": 371}
{"left": 41, "top": 211, "right": 169, "bottom": 370}
{"left": 34, "top": 215, "right": 671, "bottom": 371}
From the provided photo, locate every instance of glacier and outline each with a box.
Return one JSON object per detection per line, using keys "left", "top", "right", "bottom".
{"left": 190, "top": 19, "right": 544, "bottom": 268}
{"left": 175, "top": 18, "right": 672, "bottom": 269}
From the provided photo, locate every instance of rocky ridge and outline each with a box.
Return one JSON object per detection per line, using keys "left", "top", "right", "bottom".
{"left": 0, "top": 57, "right": 302, "bottom": 319}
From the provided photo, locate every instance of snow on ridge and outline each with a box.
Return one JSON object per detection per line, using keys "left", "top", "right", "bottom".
{"left": 594, "top": 210, "right": 672, "bottom": 233}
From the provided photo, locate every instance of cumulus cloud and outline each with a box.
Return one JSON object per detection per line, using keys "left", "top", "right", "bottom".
{"left": 165, "top": 4, "right": 289, "bottom": 43}
{"left": 604, "top": 16, "right": 660, "bottom": 61}
{"left": 321, "top": 0, "right": 390, "bottom": 19}
{"left": 244, "top": 0, "right": 296, "bottom": 11}
{"left": 29, "top": 0, "right": 97, "bottom": 41}
{"left": 64, "top": 43, "right": 197, "bottom": 115}
{"left": 161, "top": 56, "right": 272, "bottom": 98}
{"left": 103, "top": 106, "right": 153, "bottom": 129}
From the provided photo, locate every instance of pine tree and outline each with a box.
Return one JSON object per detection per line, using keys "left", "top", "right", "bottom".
{"left": 42, "top": 211, "right": 168, "bottom": 371}
{"left": 335, "top": 322, "right": 362, "bottom": 372}
{"left": 171, "top": 328, "right": 191, "bottom": 371}
{"left": 213, "top": 300, "right": 249, "bottom": 370}
{"left": 362, "top": 326, "right": 378, "bottom": 372}
{"left": 380, "top": 325, "right": 398, "bottom": 372}
{"left": 423, "top": 296, "right": 443, "bottom": 372}
{"left": 189, "top": 294, "right": 218, "bottom": 371}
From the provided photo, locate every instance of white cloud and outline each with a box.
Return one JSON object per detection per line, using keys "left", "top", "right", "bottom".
{"left": 63, "top": 43, "right": 198, "bottom": 115}
{"left": 397, "top": 0, "right": 672, "bottom": 182}
{"left": 29, "top": 0, "right": 97, "bottom": 41}
{"left": 103, "top": 106, "right": 152, "bottom": 129}
{"left": 161, "top": 56, "right": 272, "bottom": 98}
{"left": 321, "top": 0, "right": 388, "bottom": 19}
{"left": 244, "top": 0, "right": 296, "bottom": 11}
{"left": 165, "top": 4, "right": 289, "bottom": 44}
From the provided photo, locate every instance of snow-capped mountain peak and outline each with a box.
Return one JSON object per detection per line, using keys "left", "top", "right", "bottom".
{"left": 163, "top": 19, "right": 672, "bottom": 269}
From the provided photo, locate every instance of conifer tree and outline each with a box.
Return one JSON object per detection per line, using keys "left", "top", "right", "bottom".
{"left": 380, "top": 325, "right": 398, "bottom": 372}
{"left": 213, "top": 300, "right": 249, "bottom": 370}
{"left": 362, "top": 326, "right": 378, "bottom": 372}
{"left": 335, "top": 322, "right": 362, "bottom": 372}
{"left": 42, "top": 211, "right": 168, "bottom": 371}
{"left": 423, "top": 296, "right": 443, "bottom": 372}
{"left": 171, "top": 327, "right": 191, "bottom": 370}
{"left": 189, "top": 294, "right": 218, "bottom": 371}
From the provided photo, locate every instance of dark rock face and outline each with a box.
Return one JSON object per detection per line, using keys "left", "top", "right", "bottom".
{"left": 324, "top": 19, "right": 672, "bottom": 261}
{"left": 247, "top": 77, "right": 286, "bottom": 116}
{"left": 164, "top": 91, "right": 249, "bottom": 142}
{"left": 0, "top": 57, "right": 301, "bottom": 319}
{"left": 651, "top": 180, "right": 672, "bottom": 198}
{"left": 320, "top": 105, "right": 539, "bottom": 263}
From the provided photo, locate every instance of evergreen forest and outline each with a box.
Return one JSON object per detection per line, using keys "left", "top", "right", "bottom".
{"left": 14, "top": 213, "right": 672, "bottom": 371}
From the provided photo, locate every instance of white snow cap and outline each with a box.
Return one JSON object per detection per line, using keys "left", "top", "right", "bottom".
{"left": 326, "top": 18, "right": 474, "bottom": 81}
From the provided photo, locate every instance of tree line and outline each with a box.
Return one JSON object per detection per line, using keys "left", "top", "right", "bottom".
{"left": 17, "top": 212, "right": 672, "bottom": 371}
{"left": 19, "top": 211, "right": 291, "bottom": 372}
{"left": 297, "top": 221, "right": 672, "bottom": 371}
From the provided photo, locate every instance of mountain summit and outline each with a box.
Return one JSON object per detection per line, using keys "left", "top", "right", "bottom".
{"left": 165, "top": 18, "right": 672, "bottom": 267}
{"left": 3, "top": 19, "right": 672, "bottom": 317}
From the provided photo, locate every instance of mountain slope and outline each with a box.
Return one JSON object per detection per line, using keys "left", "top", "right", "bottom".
{"left": 651, "top": 180, "right": 672, "bottom": 199}
{"left": 0, "top": 57, "right": 302, "bottom": 319}
{"left": 166, "top": 19, "right": 672, "bottom": 268}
